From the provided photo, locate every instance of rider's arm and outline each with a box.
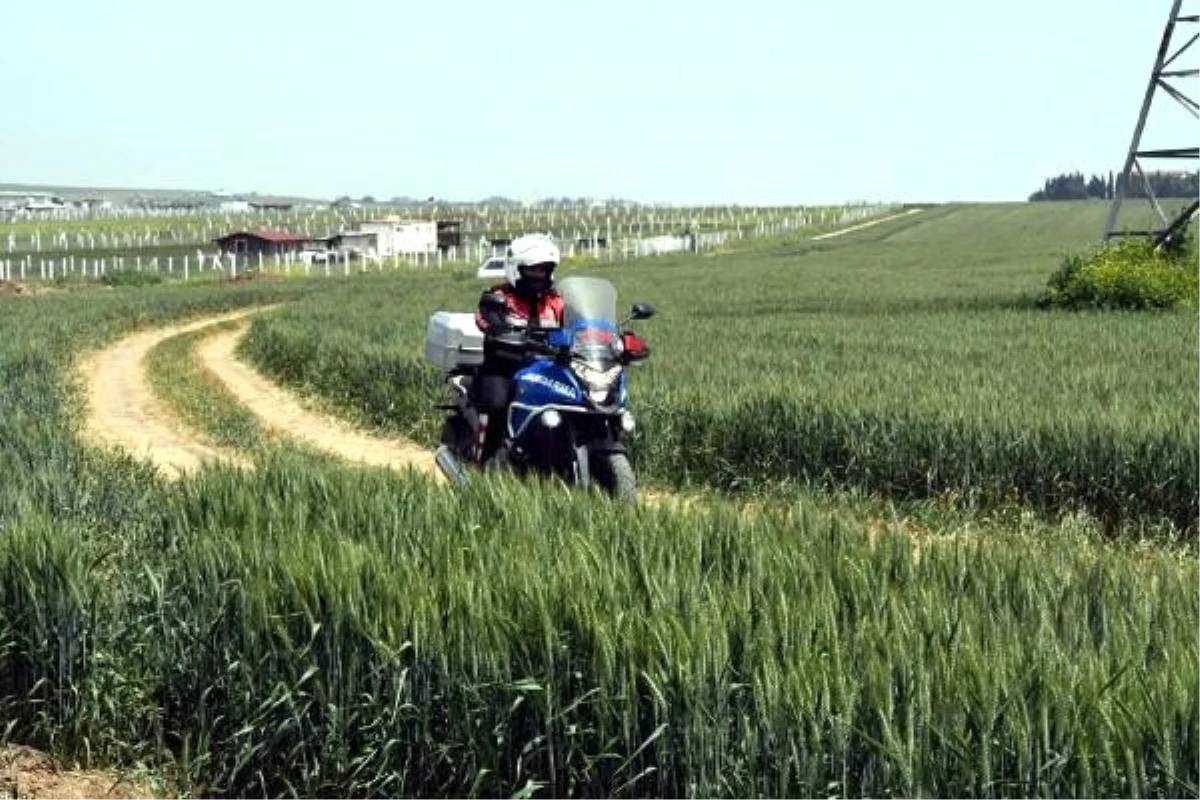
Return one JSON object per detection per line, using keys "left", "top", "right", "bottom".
{"left": 476, "top": 290, "right": 509, "bottom": 334}
{"left": 475, "top": 294, "right": 530, "bottom": 362}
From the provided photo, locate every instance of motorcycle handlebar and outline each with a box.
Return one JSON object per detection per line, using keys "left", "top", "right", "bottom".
{"left": 490, "top": 330, "right": 649, "bottom": 365}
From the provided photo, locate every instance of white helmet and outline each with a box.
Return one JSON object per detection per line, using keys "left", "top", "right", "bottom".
{"left": 505, "top": 233, "right": 560, "bottom": 296}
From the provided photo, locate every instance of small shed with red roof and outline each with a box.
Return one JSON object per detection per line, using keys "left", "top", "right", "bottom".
{"left": 214, "top": 229, "right": 310, "bottom": 256}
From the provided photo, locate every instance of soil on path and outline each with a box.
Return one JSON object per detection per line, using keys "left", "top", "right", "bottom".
{"left": 77, "top": 309, "right": 257, "bottom": 478}
{"left": 193, "top": 325, "right": 440, "bottom": 477}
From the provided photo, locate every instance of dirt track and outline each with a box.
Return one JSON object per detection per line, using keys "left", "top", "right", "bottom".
{"left": 194, "top": 326, "right": 440, "bottom": 477}
{"left": 77, "top": 310, "right": 256, "bottom": 478}
{"left": 78, "top": 308, "right": 441, "bottom": 481}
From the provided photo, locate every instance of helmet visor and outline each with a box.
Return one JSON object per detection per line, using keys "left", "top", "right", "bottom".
{"left": 521, "top": 262, "right": 555, "bottom": 277}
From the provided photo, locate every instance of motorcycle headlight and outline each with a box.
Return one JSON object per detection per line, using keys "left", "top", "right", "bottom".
{"left": 575, "top": 360, "right": 621, "bottom": 407}
{"left": 576, "top": 362, "right": 621, "bottom": 391}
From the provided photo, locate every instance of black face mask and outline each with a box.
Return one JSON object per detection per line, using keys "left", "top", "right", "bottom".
{"left": 516, "top": 266, "right": 553, "bottom": 297}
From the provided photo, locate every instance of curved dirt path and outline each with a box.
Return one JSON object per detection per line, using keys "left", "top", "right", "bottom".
{"left": 79, "top": 306, "right": 440, "bottom": 482}
{"left": 78, "top": 309, "right": 258, "bottom": 478}
{"left": 194, "top": 325, "right": 441, "bottom": 479}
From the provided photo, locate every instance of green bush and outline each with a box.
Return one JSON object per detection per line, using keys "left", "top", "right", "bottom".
{"left": 1042, "top": 237, "right": 1198, "bottom": 310}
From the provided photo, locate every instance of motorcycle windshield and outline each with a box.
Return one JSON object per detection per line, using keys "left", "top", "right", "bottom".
{"left": 557, "top": 276, "right": 621, "bottom": 366}
{"left": 559, "top": 276, "right": 618, "bottom": 329}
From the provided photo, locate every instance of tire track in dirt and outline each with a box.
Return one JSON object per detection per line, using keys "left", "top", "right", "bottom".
{"left": 194, "top": 325, "right": 441, "bottom": 479}
{"left": 79, "top": 307, "right": 443, "bottom": 482}
{"left": 78, "top": 309, "right": 259, "bottom": 478}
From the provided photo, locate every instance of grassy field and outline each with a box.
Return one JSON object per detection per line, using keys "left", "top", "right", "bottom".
{"left": 241, "top": 201, "right": 1199, "bottom": 534}
{"left": 0, "top": 201, "right": 1196, "bottom": 798}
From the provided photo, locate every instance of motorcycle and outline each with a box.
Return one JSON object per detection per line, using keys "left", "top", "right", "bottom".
{"left": 429, "top": 275, "right": 655, "bottom": 502}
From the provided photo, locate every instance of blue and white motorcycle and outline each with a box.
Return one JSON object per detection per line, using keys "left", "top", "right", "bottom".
{"left": 433, "top": 275, "right": 654, "bottom": 502}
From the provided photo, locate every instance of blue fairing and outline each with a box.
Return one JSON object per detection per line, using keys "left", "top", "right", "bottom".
{"left": 509, "top": 358, "right": 585, "bottom": 435}
{"left": 509, "top": 314, "right": 628, "bottom": 438}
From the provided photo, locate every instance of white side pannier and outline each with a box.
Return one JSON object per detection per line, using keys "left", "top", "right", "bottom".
{"left": 424, "top": 311, "right": 485, "bottom": 372}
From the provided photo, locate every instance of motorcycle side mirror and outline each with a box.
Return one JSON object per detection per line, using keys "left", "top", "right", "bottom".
{"left": 629, "top": 302, "right": 656, "bottom": 321}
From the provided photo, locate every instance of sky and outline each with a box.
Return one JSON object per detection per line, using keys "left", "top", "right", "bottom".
{"left": 1, "top": 0, "right": 1195, "bottom": 205}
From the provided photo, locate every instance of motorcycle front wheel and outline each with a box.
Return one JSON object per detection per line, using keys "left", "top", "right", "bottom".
{"left": 590, "top": 452, "right": 637, "bottom": 503}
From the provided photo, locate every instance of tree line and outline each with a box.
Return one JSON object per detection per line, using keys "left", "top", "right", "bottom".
{"left": 1029, "top": 170, "right": 1198, "bottom": 201}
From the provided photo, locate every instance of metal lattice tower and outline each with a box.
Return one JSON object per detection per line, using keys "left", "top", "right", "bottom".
{"left": 1104, "top": 0, "right": 1199, "bottom": 248}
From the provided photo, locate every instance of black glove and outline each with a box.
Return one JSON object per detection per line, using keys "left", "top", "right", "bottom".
{"left": 479, "top": 292, "right": 509, "bottom": 331}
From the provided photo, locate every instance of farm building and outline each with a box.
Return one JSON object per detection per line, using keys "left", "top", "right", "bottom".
{"left": 249, "top": 199, "right": 295, "bottom": 212}
{"left": 356, "top": 217, "right": 439, "bottom": 256}
{"left": 322, "top": 231, "right": 377, "bottom": 254}
{"left": 437, "top": 220, "right": 463, "bottom": 251}
{"left": 0, "top": 192, "right": 68, "bottom": 214}
{"left": 214, "top": 229, "right": 310, "bottom": 256}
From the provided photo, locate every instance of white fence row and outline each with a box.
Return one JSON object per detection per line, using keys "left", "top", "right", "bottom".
{"left": 1, "top": 200, "right": 888, "bottom": 225}
{"left": 0, "top": 239, "right": 671, "bottom": 282}
{"left": 0, "top": 202, "right": 898, "bottom": 254}
{"left": 0, "top": 205, "right": 899, "bottom": 284}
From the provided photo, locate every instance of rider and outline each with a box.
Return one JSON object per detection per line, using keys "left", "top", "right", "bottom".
{"left": 472, "top": 232, "right": 566, "bottom": 464}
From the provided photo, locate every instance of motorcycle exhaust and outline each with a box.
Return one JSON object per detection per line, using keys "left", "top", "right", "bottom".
{"left": 435, "top": 445, "right": 472, "bottom": 489}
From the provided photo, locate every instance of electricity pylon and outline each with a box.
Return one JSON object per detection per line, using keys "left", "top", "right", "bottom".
{"left": 1104, "top": 0, "right": 1198, "bottom": 250}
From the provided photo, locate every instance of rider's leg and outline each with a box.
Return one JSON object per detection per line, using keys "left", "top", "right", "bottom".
{"left": 475, "top": 371, "right": 512, "bottom": 464}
